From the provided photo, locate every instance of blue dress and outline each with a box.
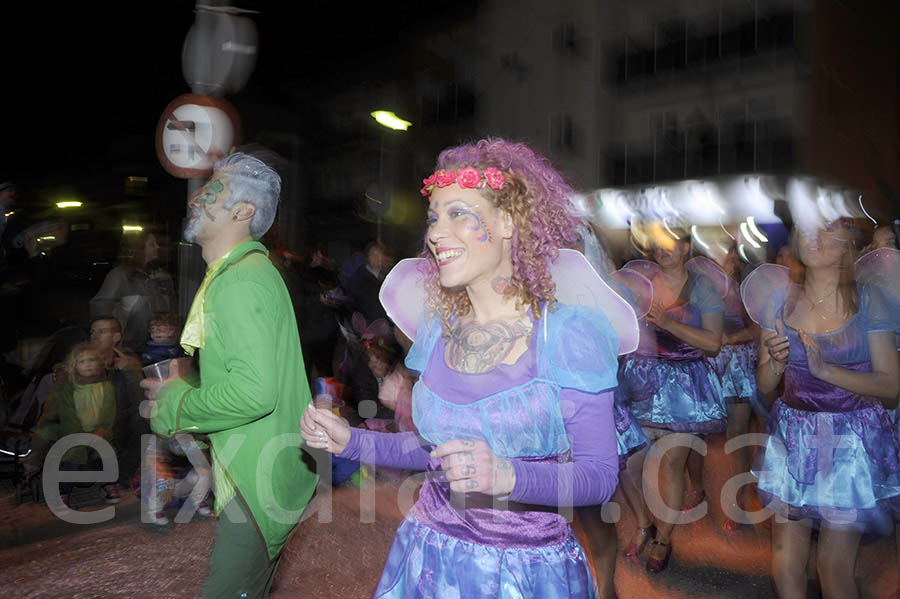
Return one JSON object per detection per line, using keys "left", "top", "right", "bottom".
{"left": 619, "top": 271, "right": 728, "bottom": 434}
{"left": 374, "top": 304, "right": 620, "bottom": 599}
{"left": 749, "top": 278, "right": 900, "bottom": 532}
{"left": 707, "top": 278, "right": 758, "bottom": 404}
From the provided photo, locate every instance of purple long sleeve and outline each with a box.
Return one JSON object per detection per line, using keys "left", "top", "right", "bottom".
{"left": 508, "top": 389, "right": 618, "bottom": 507}
{"left": 338, "top": 428, "right": 432, "bottom": 470}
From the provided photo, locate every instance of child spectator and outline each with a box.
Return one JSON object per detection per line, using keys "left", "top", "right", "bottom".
{"left": 140, "top": 312, "right": 185, "bottom": 366}
{"left": 29, "top": 342, "right": 119, "bottom": 507}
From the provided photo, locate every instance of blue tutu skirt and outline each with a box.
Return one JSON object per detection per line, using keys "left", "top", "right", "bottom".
{"left": 614, "top": 393, "right": 648, "bottom": 469}
{"left": 374, "top": 515, "right": 598, "bottom": 599}
{"left": 619, "top": 356, "right": 727, "bottom": 434}
{"left": 754, "top": 399, "right": 900, "bottom": 533}
{"left": 707, "top": 343, "right": 758, "bottom": 404}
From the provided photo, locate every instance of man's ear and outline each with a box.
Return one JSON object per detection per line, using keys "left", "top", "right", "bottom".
{"left": 233, "top": 202, "right": 256, "bottom": 223}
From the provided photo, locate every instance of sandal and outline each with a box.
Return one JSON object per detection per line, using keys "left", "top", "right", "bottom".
{"left": 646, "top": 538, "right": 672, "bottom": 573}
{"left": 623, "top": 524, "right": 656, "bottom": 561}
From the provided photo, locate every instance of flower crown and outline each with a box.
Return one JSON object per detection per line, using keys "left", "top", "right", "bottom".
{"left": 420, "top": 166, "right": 506, "bottom": 196}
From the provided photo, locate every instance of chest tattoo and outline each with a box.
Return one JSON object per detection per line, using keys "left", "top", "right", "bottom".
{"left": 447, "top": 319, "right": 532, "bottom": 374}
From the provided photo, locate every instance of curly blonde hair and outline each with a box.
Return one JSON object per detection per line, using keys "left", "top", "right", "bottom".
{"left": 64, "top": 342, "right": 104, "bottom": 381}
{"left": 420, "top": 138, "right": 579, "bottom": 332}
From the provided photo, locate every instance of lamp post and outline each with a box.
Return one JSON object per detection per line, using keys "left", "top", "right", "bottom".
{"left": 369, "top": 110, "right": 412, "bottom": 243}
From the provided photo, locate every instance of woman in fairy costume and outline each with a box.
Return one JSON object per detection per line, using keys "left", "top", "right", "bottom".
{"left": 744, "top": 217, "right": 900, "bottom": 599}
{"left": 301, "top": 138, "right": 639, "bottom": 598}
{"left": 615, "top": 226, "right": 727, "bottom": 573}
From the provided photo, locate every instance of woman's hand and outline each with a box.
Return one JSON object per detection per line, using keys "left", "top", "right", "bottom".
{"left": 431, "top": 438, "right": 516, "bottom": 496}
{"left": 798, "top": 329, "right": 830, "bottom": 381}
{"left": 300, "top": 405, "right": 351, "bottom": 454}
{"left": 764, "top": 318, "right": 790, "bottom": 370}
{"left": 646, "top": 301, "right": 672, "bottom": 330}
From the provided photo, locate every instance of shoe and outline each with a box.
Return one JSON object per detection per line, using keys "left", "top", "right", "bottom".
{"left": 682, "top": 489, "right": 705, "bottom": 511}
{"left": 646, "top": 538, "right": 672, "bottom": 573}
{"left": 147, "top": 511, "right": 169, "bottom": 526}
{"left": 623, "top": 524, "right": 656, "bottom": 561}
{"left": 196, "top": 501, "right": 212, "bottom": 518}
{"left": 101, "top": 484, "right": 121, "bottom": 504}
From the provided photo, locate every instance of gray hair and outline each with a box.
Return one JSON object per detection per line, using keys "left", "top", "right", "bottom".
{"left": 214, "top": 151, "right": 282, "bottom": 239}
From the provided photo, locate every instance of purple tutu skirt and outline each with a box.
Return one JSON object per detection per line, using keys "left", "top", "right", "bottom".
{"left": 754, "top": 399, "right": 900, "bottom": 533}
{"left": 707, "top": 343, "right": 758, "bottom": 404}
{"left": 373, "top": 515, "right": 598, "bottom": 598}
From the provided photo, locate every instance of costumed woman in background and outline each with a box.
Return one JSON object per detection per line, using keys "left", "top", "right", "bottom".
{"left": 301, "top": 138, "right": 639, "bottom": 598}
{"left": 616, "top": 225, "right": 726, "bottom": 573}
{"left": 745, "top": 220, "right": 900, "bottom": 599}
{"left": 697, "top": 245, "right": 761, "bottom": 531}
{"left": 568, "top": 199, "right": 650, "bottom": 598}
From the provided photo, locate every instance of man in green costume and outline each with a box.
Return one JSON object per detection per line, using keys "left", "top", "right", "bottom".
{"left": 140, "top": 151, "right": 317, "bottom": 598}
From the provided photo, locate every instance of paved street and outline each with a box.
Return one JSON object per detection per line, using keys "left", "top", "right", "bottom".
{"left": 2, "top": 436, "right": 898, "bottom": 598}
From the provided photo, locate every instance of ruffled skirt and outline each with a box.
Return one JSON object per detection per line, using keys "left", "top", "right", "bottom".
{"left": 707, "top": 343, "right": 758, "bottom": 404}
{"left": 619, "top": 356, "right": 727, "bottom": 434}
{"left": 614, "top": 393, "right": 647, "bottom": 469}
{"left": 374, "top": 515, "right": 598, "bottom": 599}
{"left": 754, "top": 399, "right": 900, "bottom": 533}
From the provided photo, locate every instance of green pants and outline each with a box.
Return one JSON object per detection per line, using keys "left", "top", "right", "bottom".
{"left": 203, "top": 497, "right": 280, "bottom": 599}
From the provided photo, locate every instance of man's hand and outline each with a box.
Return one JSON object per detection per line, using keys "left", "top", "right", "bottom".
{"left": 139, "top": 377, "right": 168, "bottom": 401}
{"left": 113, "top": 347, "right": 141, "bottom": 371}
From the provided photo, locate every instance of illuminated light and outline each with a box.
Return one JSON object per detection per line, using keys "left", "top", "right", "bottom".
{"left": 4, "top": 211, "right": 13, "bottom": 218}
{"left": 122, "top": 225, "right": 144, "bottom": 232}
{"left": 737, "top": 243, "right": 750, "bottom": 263}
{"left": 859, "top": 194, "right": 877, "bottom": 224}
{"left": 703, "top": 187, "right": 726, "bottom": 216}
{"left": 740, "top": 222, "right": 761, "bottom": 249}
{"left": 0, "top": 446, "right": 30, "bottom": 458}
{"left": 747, "top": 216, "right": 768, "bottom": 243}
{"left": 662, "top": 218, "right": 680, "bottom": 240}
{"left": 720, "top": 217, "right": 735, "bottom": 240}
{"left": 371, "top": 110, "right": 412, "bottom": 131}
{"left": 128, "top": 176, "right": 148, "bottom": 183}
{"left": 56, "top": 201, "right": 82, "bottom": 208}
{"left": 691, "top": 225, "right": 709, "bottom": 250}
{"left": 37, "top": 236, "right": 56, "bottom": 242}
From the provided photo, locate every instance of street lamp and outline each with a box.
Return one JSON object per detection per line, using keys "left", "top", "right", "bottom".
{"left": 371, "top": 110, "right": 412, "bottom": 131}
{"left": 56, "top": 201, "right": 82, "bottom": 208}
{"left": 370, "top": 110, "right": 413, "bottom": 242}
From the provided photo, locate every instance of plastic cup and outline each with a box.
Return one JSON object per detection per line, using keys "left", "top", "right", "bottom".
{"left": 143, "top": 359, "right": 173, "bottom": 380}
{"left": 142, "top": 357, "right": 192, "bottom": 380}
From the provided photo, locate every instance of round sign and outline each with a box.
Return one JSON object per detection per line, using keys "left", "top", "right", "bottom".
{"left": 155, "top": 94, "right": 241, "bottom": 179}
{"left": 182, "top": 11, "right": 258, "bottom": 95}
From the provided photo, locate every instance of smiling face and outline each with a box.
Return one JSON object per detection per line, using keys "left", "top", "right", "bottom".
{"left": 184, "top": 173, "right": 232, "bottom": 244}
{"left": 796, "top": 224, "right": 850, "bottom": 269}
{"left": 425, "top": 184, "right": 513, "bottom": 290}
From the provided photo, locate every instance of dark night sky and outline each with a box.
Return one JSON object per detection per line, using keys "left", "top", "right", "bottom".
{"left": 1, "top": 1, "right": 447, "bottom": 188}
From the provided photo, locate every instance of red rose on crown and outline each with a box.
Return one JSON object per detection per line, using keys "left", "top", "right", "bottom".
{"left": 434, "top": 169, "right": 457, "bottom": 187}
{"left": 420, "top": 173, "right": 437, "bottom": 196}
{"left": 457, "top": 166, "right": 482, "bottom": 189}
{"left": 483, "top": 167, "right": 505, "bottom": 190}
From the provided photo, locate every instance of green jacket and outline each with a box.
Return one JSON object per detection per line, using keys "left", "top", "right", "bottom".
{"left": 33, "top": 380, "right": 117, "bottom": 465}
{"left": 151, "top": 240, "right": 317, "bottom": 560}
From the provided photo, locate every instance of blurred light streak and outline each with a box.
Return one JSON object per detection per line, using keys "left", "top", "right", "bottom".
{"left": 122, "top": 225, "right": 144, "bottom": 232}
{"left": 4, "top": 211, "right": 14, "bottom": 218}
{"left": 747, "top": 216, "right": 768, "bottom": 243}
{"left": 740, "top": 222, "right": 761, "bottom": 249}
{"left": 859, "top": 195, "right": 876, "bottom": 224}
{"left": 37, "top": 236, "right": 56, "bottom": 242}
{"left": 691, "top": 225, "right": 709, "bottom": 250}
{"left": 738, "top": 243, "right": 750, "bottom": 263}
{"left": 371, "top": 110, "right": 412, "bottom": 131}
{"left": 56, "top": 201, "right": 82, "bottom": 208}
{"left": 720, "top": 218, "right": 735, "bottom": 240}
{"left": 663, "top": 218, "right": 680, "bottom": 239}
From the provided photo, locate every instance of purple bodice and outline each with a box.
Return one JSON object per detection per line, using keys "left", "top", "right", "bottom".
{"left": 782, "top": 361, "right": 881, "bottom": 413}
{"left": 410, "top": 457, "right": 571, "bottom": 549}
